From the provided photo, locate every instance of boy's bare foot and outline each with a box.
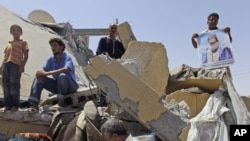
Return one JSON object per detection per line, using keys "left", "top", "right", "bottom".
{"left": 0, "top": 107, "right": 10, "bottom": 112}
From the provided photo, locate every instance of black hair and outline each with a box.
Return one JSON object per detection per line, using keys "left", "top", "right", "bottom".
{"left": 207, "top": 13, "right": 219, "bottom": 20}
{"left": 49, "top": 37, "right": 66, "bottom": 51}
{"left": 10, "top": 24, "right": 22, "bottom": 34}
{"left": 100, "top": 118, "right": 128, "bottom": 138}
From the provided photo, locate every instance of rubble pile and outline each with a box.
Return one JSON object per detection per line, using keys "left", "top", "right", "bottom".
{"left": 0, "top": 5, "right": 250, "bottom": 141}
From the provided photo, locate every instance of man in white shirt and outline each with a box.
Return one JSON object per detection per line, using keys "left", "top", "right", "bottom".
{"left": 191, "top": 12, "right": 232, "bottom": 48}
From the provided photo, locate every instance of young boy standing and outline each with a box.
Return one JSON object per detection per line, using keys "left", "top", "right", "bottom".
{"left": 0, "top": 24, "right": 29, "bottom": 112}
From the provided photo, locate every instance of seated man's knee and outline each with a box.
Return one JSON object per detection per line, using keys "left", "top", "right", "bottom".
{"left": 58, "top": 73, "right": 70, "bottom": 83}
{"left": 58, "top": 73, "right": 68, "bottom": 79}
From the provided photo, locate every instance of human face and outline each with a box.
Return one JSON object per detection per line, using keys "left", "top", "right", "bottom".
{"left": 50, "top": 42, "right": 63, "bottom": 55}
{"left": 109, "top": 25, "right": 117, "bottom": 35}
{"left": 207, "top": 16, "right": 218, "bottom": 30}
{"left": 102, "top": 132, "right": 127, "bottom": 141}
{"left": 10, "top": 26, "right": 22, "bottom": 39}
{"left": 208, "top": 35, "right": 219, "bottom": 52}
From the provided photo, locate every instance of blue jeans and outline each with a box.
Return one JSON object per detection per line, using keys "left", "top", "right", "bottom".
{"left": 2, "top": 62, "right": 21, "bottom": 109}
{"left": 28, "top": 73, "right": 78, "bottom": 103}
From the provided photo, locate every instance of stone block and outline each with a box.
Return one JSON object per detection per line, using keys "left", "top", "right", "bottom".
{"left": 84, "top": 56, "right": 186, "bottom": 141}
{"left": 117, "top": 22, "right": 136, "bottom": 50}
{"left": 40, "top": 86, "right": 98, "bottom": 107}
{"left": 122, "top": 41, "right": 169, "bottom": 96}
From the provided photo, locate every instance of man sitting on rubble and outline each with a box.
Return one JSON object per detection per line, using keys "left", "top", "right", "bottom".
{"left": 28, "top": 37, "right": 79, "bottom": 111}
{"left": 96, "top": 23, "right": 125, "bottom": 59}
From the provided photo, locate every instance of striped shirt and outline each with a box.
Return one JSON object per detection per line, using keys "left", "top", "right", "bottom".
{"left": 3, "top": 40, "right": 29, "bottom": 66}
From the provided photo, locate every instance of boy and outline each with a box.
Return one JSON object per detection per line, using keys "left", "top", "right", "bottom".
{"left": 0, "top": 24, "right": 29, "bottom": 112}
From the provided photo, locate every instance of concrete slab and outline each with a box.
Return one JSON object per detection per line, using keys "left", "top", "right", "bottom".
{"left": 84, "top": 56, "right": 186, "bottom": 141}
{"left": 166, "top": 78, "right": 221, "bottom": 94}
{"left": 122, "top": 41, "right": 169, "bottom": 96}
{"left": 117, "top": 22, "right": 136, "bottom": 50}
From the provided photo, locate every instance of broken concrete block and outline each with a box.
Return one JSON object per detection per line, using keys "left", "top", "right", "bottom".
{"left": 166, "top": 91, "right": 210, "bottom": 118}
{"left": 84, "top": 57, "right": 167, "bottom": 121}
{"left": 167, "top": 64, "right": 222, "bottom": 94}
{"left": 120, "top": 60, "right": 139, "bottom": 77}
{"left": 117, "top": 22, "right": 136, "bottom": 50}
{"left": 84, "top": 56, "right": 186, "bottom": 141}
{"left": 39, "top": 86, "right": 98, "bottom": 107}
{"left": 166, "top": 79, "right": 221, "bottom": 94}
{"left": 122, "top": 41, "right": 169, "bottom": 96}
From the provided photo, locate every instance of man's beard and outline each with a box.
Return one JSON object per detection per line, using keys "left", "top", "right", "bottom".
{"left": 53, "top": 52, "right": 59, "bottom": 55}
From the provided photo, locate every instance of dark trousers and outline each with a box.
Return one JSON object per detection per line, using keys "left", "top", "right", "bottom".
{"left": 29, "top": 73, "right": 78, "bottom": 103}
{"left": 2, "top": 62, "right": 21, "bottom": 109}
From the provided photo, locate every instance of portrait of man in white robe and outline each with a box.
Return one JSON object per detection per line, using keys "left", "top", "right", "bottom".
{"left": 197, "top": 30, "right": 234, "bottom": 69}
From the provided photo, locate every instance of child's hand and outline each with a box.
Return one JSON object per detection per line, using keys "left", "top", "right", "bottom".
{"left": 19, "top": 66, "right": 25, "bottom": 73}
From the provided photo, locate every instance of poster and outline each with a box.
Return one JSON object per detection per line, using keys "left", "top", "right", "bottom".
{"left": 197, "top": 29, "right": 234, "bottom": 69}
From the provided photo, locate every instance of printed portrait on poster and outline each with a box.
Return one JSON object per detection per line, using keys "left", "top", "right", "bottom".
{"left": 197, "top": 29, "right": 234, "bottom": 69}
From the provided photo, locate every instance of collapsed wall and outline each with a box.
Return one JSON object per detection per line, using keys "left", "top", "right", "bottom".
{"left": 84, "top": 22, "right": 250, "bottom": 140}
{"left": 0, "top": 4, "right": 250, "bottom": 141}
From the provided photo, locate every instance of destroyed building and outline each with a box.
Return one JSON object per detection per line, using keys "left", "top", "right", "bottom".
{"left": 0, "top": 5, "right": 250, "bottom": 141}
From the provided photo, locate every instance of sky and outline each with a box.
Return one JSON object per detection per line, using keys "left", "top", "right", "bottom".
{"left": 0, "top": 0, "right": 250, "bottom": 96}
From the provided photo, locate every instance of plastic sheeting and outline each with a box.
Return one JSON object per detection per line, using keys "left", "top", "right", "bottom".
{"left": 187, "top": 89, "right": 230, "bottom": 141}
